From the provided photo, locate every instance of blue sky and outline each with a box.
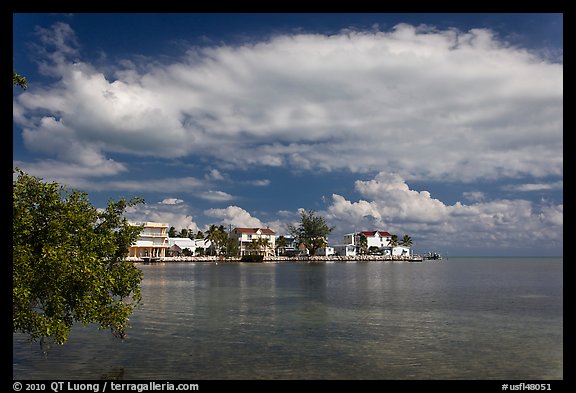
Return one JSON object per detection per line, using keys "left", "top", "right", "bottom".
{"left": 12, "top": 13, "right": 563, "bottom": 256}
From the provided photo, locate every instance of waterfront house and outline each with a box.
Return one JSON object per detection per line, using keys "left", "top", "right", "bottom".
{"left": 341, "top": 231, "right": 412, "bottom": 257}
{"left": 316, "top": 246, "right": 335, "bottom": 256}
{"left": 389, "top": 245, "right": 412, "bottom": 257}
{"left": 333, "top": 244, "right": 357, "bottom": 256}
{"left": 344, "top": 231, "right": 393, "bottom": 250}
{"left": 230, "top": 227, "right": 276, "bottom": 257}
{"left": 276, "top": 235, "right": 299, "bottom": 256}
{"left": 128, "top": 222, "right": 170, "bottom": 258}
{"left": 169, "top": 237, "right": 211, "bottom": 256}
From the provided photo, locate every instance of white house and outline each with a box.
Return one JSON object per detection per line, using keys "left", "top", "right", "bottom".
{"left": 333, "top": 244, "right": 357, "bottom": 256}
{"left": 169, "top": 238, "right": 211, "bottom": 256}
{"left": 128, "top": 222, "right": 170, "bottom": 258}
{"left": 230, "top": 227, "right": 276, "bottom": 257}
{"left": 391, "top": 246, "right": 412, "bottom": 256}
{"left": 276, "top": 235, "right": 300, "bottom": 256}
{"left": 316, "top": 246, "right": 335, "bottom": 256}
{"left": 344, "top": 231, "right": 393, "bottom": 249}
{"left": 341, "top": 231, "right": 413, "bottom": 256}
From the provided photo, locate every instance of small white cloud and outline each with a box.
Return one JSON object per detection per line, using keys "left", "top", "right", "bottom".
{"left": 198, "top": 190, "right": 234, "bottom": 202}
{"left": 159, "top": 198, "right": 184, "bottom": 205}
{"left": 205, "top": 169, "right": 226, "bottom": 181}
{"left": 244, "top": 179, "right": 271, "bottom": 186}
{"left": 502, "top": 181, "right": 563, "bottom": 192}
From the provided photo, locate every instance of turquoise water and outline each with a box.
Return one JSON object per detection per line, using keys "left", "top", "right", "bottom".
{"left": 13, "top": 257, "right": 563, "bottom": 380}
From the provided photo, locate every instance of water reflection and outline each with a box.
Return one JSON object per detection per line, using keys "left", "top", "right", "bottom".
{"left": 13, "top": 259, "right": 562, "bottom": 380}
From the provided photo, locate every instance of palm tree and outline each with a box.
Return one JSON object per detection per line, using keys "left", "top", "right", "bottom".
{"left": 246, "top": 237, "right": 266, "bottom": 256}
{"left": 276, "top": 235, "right": 288, "bottom": 256}
{"left": 386, "top": 234, "right": 399, "bottom": 255}
{"left": 358, "top": 234, "right": 368, "bottom": 255}
{"left": 205, "top": 224, "right": 221, "bottom": 255}
{"left": 400, "top": 234, "right": 413, "bottom": 247}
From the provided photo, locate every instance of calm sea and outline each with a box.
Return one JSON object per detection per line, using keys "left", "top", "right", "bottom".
{"left": 13, "top": 257, "right": 563, "bottom": 380}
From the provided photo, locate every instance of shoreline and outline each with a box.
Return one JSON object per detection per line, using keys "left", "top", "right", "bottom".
{"left": 128, "top": 255, "right": 428, "bottom": 263}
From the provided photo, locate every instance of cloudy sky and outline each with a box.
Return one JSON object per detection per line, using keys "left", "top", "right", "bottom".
{"left": 13, "top": 13, "right": 563, "bottom": 256}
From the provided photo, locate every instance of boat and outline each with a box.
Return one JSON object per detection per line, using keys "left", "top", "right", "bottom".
{"left": 423, "top": 252, "right": 442, "bottom": 261}
{"left": 142, "top": 256, "right": 161, "bottom": 263}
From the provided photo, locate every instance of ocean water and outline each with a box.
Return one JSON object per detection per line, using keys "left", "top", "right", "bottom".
{"left": 13, "top": 257, "right": 563, "bottom": 380}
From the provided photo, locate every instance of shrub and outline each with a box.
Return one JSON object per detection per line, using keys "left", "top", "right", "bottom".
{"left": 240, "top": 255, "right": 264, "bottom": 262}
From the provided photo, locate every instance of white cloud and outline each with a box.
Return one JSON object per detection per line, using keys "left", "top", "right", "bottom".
{"left": 205, "top": 169, "right": 226, "bottom": 181}
{"left": 125, "top": 200, "right": 199, "bottom": 233}
{"left": 159, "top": 198, "right": 184, "bottom": 205}
{"left": 198, "top": 190, "right": 235, "bottom": 202}
{"left": 502, "top": 181, "right": 564, "bottom": 192}
{"left": 13, "top": 159, "right": 127, "bottom": 180}
{"left": 326, "top": 172, "right": 563, "bottom": 253}
{"left": 14, "top": 22, "right": 562, "bottom": 183}
{"left": 243, "top": 179, "right": 271, "bottom": 187}
{"left": 462, "top": 191, "right": 486, "bottom": 202}
{"left": 204, "top": 206, "right": 265, "bottom": 228}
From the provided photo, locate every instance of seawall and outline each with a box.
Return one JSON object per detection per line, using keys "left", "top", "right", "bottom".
{"left": 128, "top": 255, "right": 425, "bottom": 263}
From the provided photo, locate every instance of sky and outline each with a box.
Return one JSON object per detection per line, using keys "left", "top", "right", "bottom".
{"left": 12, "top": 13, "right": 563, "bottom": 256}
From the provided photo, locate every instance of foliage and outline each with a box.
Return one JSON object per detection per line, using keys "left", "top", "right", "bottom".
{"left": 241, "top": 255, "right": 264, "bottom": 263}
{"left": 204, "top": 224, "right": 230, "bottom": 255}
{"left": 276, "top": 235, "right": 288, "bottom": 255}
{"left": 225, "top": 237, "right": 240, "bottom": 257}
{"left": 288, "top": 210, "right": 334, "bottom": 256}
{"left": 400, "top": 234, "right": 413, "bottom": 247}
{"left": 13, "top": 169, "right": 145, "bottom": 345}
{"left": 13, "top": 71, "right": 27, "bottom": 90}
{"left": 247, "top": 237, "right": 270, "bottom": 256}
{"left": 358, "top": 234, "right": 368, "bottom": 254}
{"left": 368, "top": 246, "right": 381, "bottom": 254}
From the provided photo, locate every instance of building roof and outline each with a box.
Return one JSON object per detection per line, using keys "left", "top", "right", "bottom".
{"left": 169, "top": 238, "right": 197, "bottom": 248}
{"left": 359, "top": 231, "right": 392, "bottom": 237}
{"left": 129, "top": 221, "right": 169, "bottom": 228}
{"left": 233, "top": 227, "right": 276, "bottom": 235}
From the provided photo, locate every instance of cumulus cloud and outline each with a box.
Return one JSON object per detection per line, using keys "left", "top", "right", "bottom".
{"left": 125, "top": 199, "right": 200, "bottom": 233}
{"left": 14, "top": 22, "right": 562, "bottom": 182}
{"left": 204, "top": 206, "right": 266, "bottom": 228}
{"left": 326, "top": 171, "right": 563, "bottom": 252}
